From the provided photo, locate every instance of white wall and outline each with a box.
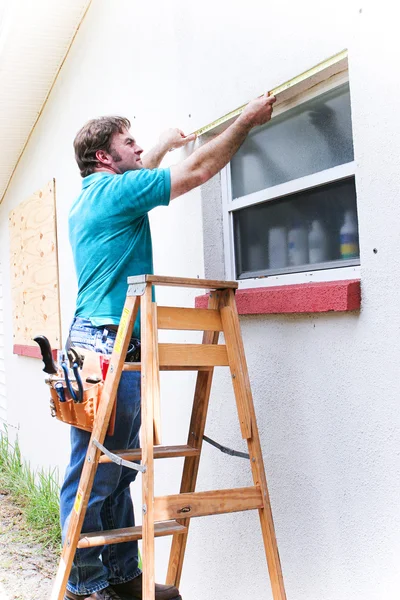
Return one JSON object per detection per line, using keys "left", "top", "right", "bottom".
{"left": 0, "top": 1, "right": 399, "bottom": 599}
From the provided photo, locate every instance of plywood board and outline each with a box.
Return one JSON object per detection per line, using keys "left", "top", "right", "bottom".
{"left": 9, "top": 180, "right": 61, "bottom": 351}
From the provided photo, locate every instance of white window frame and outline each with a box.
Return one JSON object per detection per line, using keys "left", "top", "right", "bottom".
{"left": 221, "top": 69, "right": 360, "bottom": 289}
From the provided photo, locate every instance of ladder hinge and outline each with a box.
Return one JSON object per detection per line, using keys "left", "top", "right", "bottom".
{"left": 127, "top": 281, "right": 147, "bottom": 296}
{"left": 92, "top": 439, "right": 146, "bottom": 473}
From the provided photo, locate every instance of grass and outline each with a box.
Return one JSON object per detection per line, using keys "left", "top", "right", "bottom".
{"left": 0, "top": 427, "right": 61, "bottom": 551}
{"left": 0, "top": 428, "right": 143, "bottom": 568}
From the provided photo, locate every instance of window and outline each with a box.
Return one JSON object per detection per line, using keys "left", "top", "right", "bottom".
{"left": 222, "top": 78, "right": 359, "bottom": 283}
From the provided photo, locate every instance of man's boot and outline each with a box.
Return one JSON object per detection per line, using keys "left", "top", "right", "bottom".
{"left": 111, "top": 574, "right": 182, "bottom": 600}
{"left": 65, "top": 586, "right": 123, "bottom": 600}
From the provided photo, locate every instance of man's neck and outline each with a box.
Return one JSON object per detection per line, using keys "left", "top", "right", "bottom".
{"left": 93, "top": 166, "right": 118, "bottom": 175}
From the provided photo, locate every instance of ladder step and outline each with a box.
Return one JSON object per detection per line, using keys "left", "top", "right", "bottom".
{"left": 157, "top": 306, "right": 223, "bottom": 331}
{"left": 78, "top": 520, "right": 187, "bottom": 549}
{"left": 98, "top": 444, "right": 200, "bottom": 463}
{"left": 124, "top": 344, "right": 228, "bottom": 370}
{"left": 154, "top": 486, "right": 263, "bottom": 521}
{"left": 123, "top": 363, "right": 213, "bottom": 372}
{"left": 159, "top": 344, "right": 228, "bottom": 367}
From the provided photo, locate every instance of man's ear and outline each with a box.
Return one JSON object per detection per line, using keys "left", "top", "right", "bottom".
{"left": 95, "top": 149, "right": 110, "bottom": 165}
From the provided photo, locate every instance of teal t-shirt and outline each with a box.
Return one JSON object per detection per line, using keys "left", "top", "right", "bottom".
{"left": 69, "top": 169, "right": 171, "bottom": 338}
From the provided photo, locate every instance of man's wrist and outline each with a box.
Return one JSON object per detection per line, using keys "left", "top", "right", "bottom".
{"left": 235, "top": 112, "right": 254, "bottom": 133}
{"left": 158, "top": 139, "right": 172, "bottom": 155}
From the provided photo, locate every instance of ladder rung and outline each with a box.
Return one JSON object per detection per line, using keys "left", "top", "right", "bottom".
{"left": 98, "top": 444, "right": 200, "bottom": 463}
{"left": 78, "top": 520, "right": 187, "bottom": 549}
{"left": 157, "top": 306, "right": 222, "bottom": 331}
{"left": 154, "top": 486, "right": 263, "bottom": 521}
{"left": 160, "top": 343, "right": 228, "bottom": 367}
{"left": 124, "top": 344, "right": 228, "bottom": 369}
{"left": 123, "top": 363, "right": 213, "bottom": 372}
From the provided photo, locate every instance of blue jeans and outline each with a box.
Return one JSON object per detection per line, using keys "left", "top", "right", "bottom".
{"left": 60, "top": 317, "right": 142, "bottom": 595}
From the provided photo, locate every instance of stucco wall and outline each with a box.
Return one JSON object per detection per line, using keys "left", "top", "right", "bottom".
{"left": 0, "top": 1, "right": 399, "bottom": 599}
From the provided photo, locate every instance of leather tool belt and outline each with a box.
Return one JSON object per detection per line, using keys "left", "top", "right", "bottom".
{"left": 48, "top": 348, "right": 117, "bottom": 435}
{"left": 33, "top": 336, "right": 117, "bottom": 435}
{"left": 49, "top": 379, "right": 111, "bottom": 434}
{"left": 34, "top": 335, "right": 141, "bottom": 436}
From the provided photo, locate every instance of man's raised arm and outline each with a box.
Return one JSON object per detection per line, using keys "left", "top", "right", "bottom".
{"left": 169, "top": 94, "right": 276, "bottom": 199}
{"left": 142, "top": 128, "right": 196, "bottom": 169}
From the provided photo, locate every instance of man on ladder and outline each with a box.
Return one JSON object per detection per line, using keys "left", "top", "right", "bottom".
{"left": 63, "top": 92, "right": 276, "bottom": 600}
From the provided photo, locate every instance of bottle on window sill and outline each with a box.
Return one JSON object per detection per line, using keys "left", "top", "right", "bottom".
{"left": 340, "top": 210, "right": 359, "bottom": 259}
{"left": 268, "top": 226, "right": 288, "bottom": 269}
{"left": 288, "top": 221, "right": 308, "bottom": 266}
{"left": 308, "top": 219, "right": 328, "bottom": 264}
{"left": 248, "top": 242, "right": 264, "bottom": 272}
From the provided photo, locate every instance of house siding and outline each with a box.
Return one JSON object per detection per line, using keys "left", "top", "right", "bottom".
{"left": 0, "top": 2, "right": 398, "bottom": 599}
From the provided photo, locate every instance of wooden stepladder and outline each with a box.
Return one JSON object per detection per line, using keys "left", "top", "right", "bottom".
{"left": 51, "top": 275, "right": 286, "bottom": 600}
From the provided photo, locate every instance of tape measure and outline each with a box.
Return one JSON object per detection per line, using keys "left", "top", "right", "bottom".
{"left": 193, "top": 49, "right": 348, "bottom": 137}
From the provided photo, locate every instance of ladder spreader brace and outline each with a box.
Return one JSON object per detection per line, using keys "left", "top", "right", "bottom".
{"left": 51, "top": 274, "right": 287, "bottom": 600}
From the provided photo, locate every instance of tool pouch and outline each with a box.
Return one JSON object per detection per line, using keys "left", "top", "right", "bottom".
{"left": 49, "top": 379, "right": 116, "bottom": 435}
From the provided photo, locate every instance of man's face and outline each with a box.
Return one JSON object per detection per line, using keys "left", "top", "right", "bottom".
{"left": 107, "top": 129, "right": 144, "bottom": 173}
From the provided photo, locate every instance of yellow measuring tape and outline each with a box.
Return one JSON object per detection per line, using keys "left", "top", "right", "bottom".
{"left": 193, "top": 49, "right": 348, "bottom": 137}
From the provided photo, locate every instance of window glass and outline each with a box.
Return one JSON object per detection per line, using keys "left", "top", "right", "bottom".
{"left": 233, "top": 177, "right": 359, "bottom": 278}
{"left": 230, "top": 83, "right": 354, "bottom": 199}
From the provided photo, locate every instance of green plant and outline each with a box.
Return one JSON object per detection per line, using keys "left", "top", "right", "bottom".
{"left": 0, "top": 428, "right": 143, "bottom": 564}
{"left": 0, "top": 427, "right": 61, "bottom": 551}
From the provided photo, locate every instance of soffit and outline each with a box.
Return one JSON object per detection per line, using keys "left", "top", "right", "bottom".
{"left": 0, "top": 0, "right": 91, "bottom": 203}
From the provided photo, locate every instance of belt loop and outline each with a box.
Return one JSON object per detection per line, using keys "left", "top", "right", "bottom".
{"left": 101, "top": 328, "right": 109, "bottom": 343}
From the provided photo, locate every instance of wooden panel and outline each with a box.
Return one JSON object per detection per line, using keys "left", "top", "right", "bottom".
{"left": 154, "top": 486, "right": 263, "bottom": 521}
{"left": 158, "top": 343, "right": 228, "bottom": 367}
{"left": 127, "top": 274, "right": 238, "bottom": 290}
{"left": 78, "top": 520, "right": 186, "bottom": 549}
{"left": 9, "top": 180, "right": 61, "bottom": 350}
{"left": 157, "top": 306, "right": 222, "bottom": 331}
{"left": 98, "top": 444, "right": 200, "bottom": 463}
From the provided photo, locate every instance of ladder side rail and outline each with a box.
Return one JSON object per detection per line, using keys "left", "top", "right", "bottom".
{"left": 152, "top": 302, "right": 162, "bottom": 445}
{"left": 141, "top": 286, "right": 158, "bottom": 600}
{"left": 220, "top": 304, "right": 252, "bottom": 439}
{"left": 166, "top": 290, "right": 222, "bottom": 587}
{"left": 51, "top": 294, "right": 140, "bottom": 600}
{"left": 221, "top": 289, "right": 287, "bottom": 600}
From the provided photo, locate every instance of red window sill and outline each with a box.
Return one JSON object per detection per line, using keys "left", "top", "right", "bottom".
{"left": 13, "top": 344, "right": 58, "bottom": 360}
{"left": 195, "top": 279, "right": 361, "bottom": 314}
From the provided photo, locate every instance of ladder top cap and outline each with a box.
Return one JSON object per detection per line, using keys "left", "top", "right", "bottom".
{"left": 127, "top": 274, "right": 238, "bottom": 290}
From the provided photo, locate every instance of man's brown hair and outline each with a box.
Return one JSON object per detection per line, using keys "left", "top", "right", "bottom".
{"left": 73, "top": 116, "right": 131, "bottom": 178}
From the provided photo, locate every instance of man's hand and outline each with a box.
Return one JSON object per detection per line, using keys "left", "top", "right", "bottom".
{"left": 239, "top": 94, "right": 276, "bottom": 128}
{"left": 159, "top": 128, "right": 197, "bottom": 151}
{"left": 142, "top": 128, "right": 196, "bottom": 169}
